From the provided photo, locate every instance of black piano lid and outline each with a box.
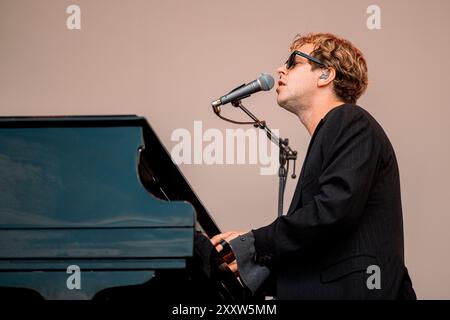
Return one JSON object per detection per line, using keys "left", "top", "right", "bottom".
{"left": 0, "top": 114, "right": 159, "bottom": 128}
{"left": 0, "top": 114, "right": 220, "bottom": 233}
{"left": 0, "top": 115, "right": 219, "bottom": 232}
{"left": 0, "top": 115, "right": 227, "bottom": 299}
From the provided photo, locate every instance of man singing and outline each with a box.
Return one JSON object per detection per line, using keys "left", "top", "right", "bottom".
{"left": 211, "top": 33, "right": 416, "bottom": 300}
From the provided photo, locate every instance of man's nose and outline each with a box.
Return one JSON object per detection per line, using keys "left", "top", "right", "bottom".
{"left": 277, "top": 64, "right": 287, "bottom": 76}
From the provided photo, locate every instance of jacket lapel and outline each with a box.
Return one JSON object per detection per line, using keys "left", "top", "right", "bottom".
{"left": 286, "top": 118, "right": 326, "bottom": 215}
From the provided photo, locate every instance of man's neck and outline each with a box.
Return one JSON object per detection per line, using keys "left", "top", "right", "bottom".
{"left": 297, "top": 100, "right": 345, "bottom": 136}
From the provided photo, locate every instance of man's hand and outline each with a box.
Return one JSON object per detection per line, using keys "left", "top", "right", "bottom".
{"left": 210, "top": 231, "right": 248, "bottom": 274}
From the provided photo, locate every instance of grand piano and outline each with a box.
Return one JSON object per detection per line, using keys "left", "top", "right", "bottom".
{"left": 0, "top": 115, "right": 249, "bottom": 301}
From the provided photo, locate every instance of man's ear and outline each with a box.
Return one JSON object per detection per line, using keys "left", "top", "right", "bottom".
{"left": 317, "top": 68, "right": 336, "bottom": 87}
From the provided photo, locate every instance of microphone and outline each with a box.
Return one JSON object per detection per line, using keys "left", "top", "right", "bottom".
{"left": 211, "top": 73, "right": 275, "bottom": 108}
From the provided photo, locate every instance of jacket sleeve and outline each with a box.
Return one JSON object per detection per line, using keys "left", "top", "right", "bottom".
{"left": 229, "top": 231, "right": 270, "bottom": 294}
{"left": 252, "top": 108, "right": 382, "bottom": 265}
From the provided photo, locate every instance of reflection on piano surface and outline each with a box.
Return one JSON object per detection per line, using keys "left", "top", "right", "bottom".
{"left": 0, "top": 116, "right": 250, "bottom": 301}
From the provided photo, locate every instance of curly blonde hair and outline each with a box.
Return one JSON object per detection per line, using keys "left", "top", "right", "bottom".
{"left": 290, "top": 33, "right": 368, "bottom": 104}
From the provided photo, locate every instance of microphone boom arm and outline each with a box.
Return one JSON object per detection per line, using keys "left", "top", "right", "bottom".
{"left": 212, "top": 99, "right": 298, "bottom": 217}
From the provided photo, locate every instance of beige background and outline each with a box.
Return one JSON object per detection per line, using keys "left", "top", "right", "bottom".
{"left": 1, "top": 0, "right": 449, "bottom": 299}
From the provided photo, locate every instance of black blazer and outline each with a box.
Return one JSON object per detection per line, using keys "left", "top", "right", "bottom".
{"left": 252, "top": 104, "right": 416, "bottom": 299}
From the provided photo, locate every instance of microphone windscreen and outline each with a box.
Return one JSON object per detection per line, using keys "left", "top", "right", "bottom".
{"left": 259, "top": 73, "right": 275, "bottom": 91}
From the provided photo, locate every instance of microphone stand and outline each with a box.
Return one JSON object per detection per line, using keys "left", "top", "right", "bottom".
{"left": 212, "top": 99, "right": 297, "bottom": 217}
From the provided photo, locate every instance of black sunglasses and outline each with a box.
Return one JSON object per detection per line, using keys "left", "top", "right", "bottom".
{"left": 285, "top": 50, "right": 325, "bottom": 69}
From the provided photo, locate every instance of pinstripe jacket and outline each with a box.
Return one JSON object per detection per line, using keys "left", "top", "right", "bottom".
{"left": 236, "top": 104, "right": 416, "bottom": 299}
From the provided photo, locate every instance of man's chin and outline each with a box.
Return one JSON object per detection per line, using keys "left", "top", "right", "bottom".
{"left": 277, "top": 98, "right": 291, "bottom": 111}
{"left": 277, "top": 100, "right": 298, "bottom": 116}
{"left": 276, "top": 96, "right": 287, "bottom": 109}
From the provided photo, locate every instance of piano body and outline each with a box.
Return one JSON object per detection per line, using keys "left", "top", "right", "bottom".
{"left": 0, "top": 115, "right": 247, "bottom": 300}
